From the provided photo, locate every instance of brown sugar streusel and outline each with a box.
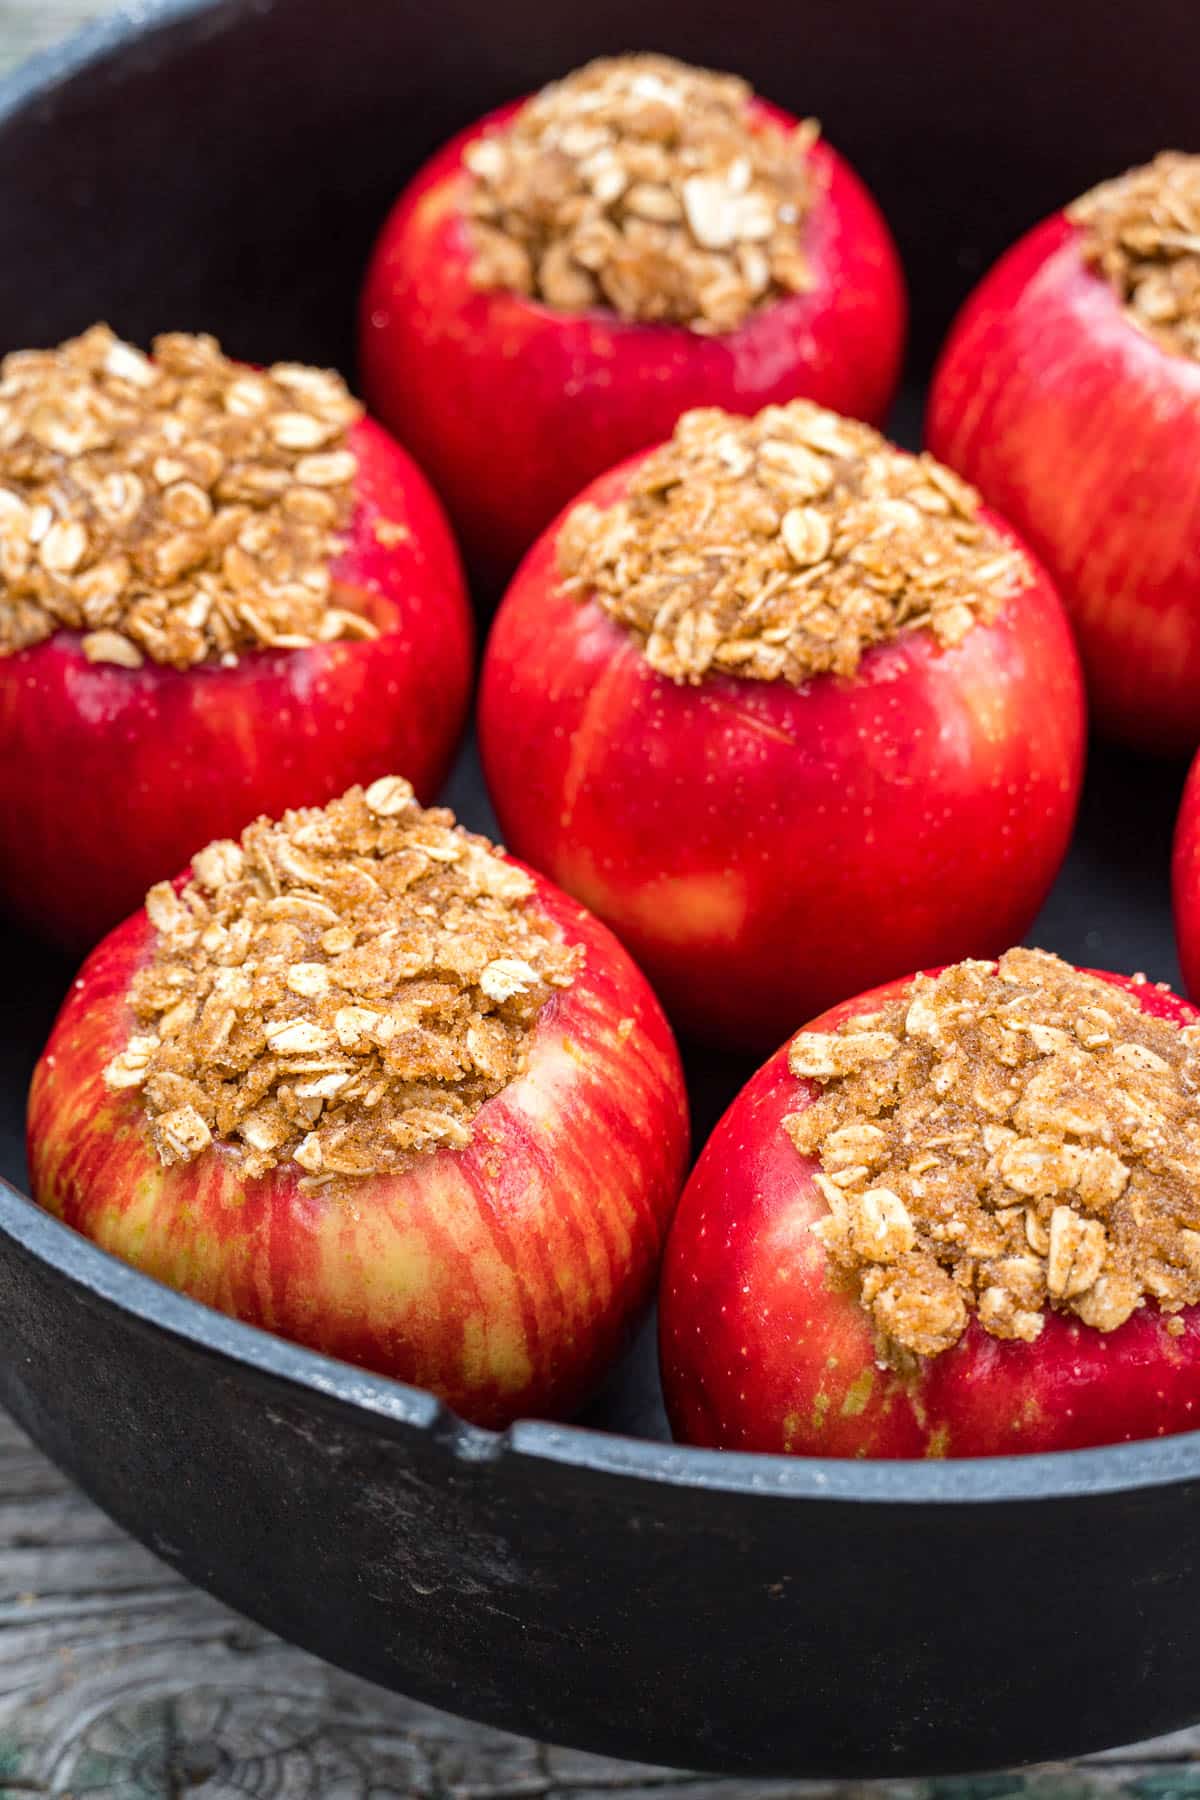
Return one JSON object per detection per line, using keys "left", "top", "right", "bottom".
{"left": 557, "top": 401, "right": 1029, "bottom": 685}
{"left": 0, "top": 324, "right": 375, "bottom": 670}
{"left": 464, "top": 54, "right": 818, "bottom": 334}
{"left": 784, "top": 948, "right": 1200, "bottom": 1367}
{"left": 103, "top": 780, "right": 578, "bottom": 1184}
{"left": 1069, "top": 154, "right": 1200, "bottom": 361}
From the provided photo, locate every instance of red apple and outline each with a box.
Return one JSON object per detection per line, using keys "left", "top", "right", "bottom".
{"left": 477, "top": 454, "right": 1086, "bottom": 1054}
{"left": 927, "top": 209, "right": 1200, "bottom": 754}
{"left": 26, "top": 860, "right": 688, "bottom": 1429}
{"left": 1173, "top": 750, "right": 1200, "bottom": 1000}
{"left": 0, "top": 416, "right": 473, "bottom": 951}
{"left": 660, "top": 965, "right": 1200, "bottom": 1458}
{"left": 359, "top": 98, "right": 905, "bottom": 586}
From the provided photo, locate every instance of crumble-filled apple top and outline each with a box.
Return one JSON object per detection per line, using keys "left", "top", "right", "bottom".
{"left": 0, "top": 325, "right": 377, "bottom": 670}
{"left": 784, "top": 948, "right": 1200, "bottom": 1366}
{"left": 103, "top": 780, "right": 577, "bottom": 1182}
{"left": 1069, "top": 153, "right": 1200, "bottom": 361}
{"left": 557, "top": 401, "right": 1029, "bottom": 684}
{"left": 464, "top": 54, "right": 817, "bottom": 334}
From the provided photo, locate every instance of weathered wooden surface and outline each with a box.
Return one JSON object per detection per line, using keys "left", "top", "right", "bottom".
{"left": 4, "top": 1401, "right": 1200, "bottom": 1800}
{"left": 0, "top": 1412, "right": 777, "bottom": 1799}
{"left": 6, "top": 3, "right": 1200, "bottom": 1794}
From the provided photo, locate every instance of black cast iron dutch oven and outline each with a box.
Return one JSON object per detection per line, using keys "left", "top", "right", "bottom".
{"left": 2, "top": 0, "right": 1199, "bottom": 1777}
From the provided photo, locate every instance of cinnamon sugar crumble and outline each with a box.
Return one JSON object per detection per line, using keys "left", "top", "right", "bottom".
{"left": 1069, "top": 154, "right": 1200, "bottom": 361}
{"left": 102, "top": 781, "right": 577, "bottom": 1183}
{"left": 784, "top": 948, "right": 1200, "bottom": 1366}
{"left": 0, "top": 325, "right": 373, "bottom": 669}
{"left": 464, "top": 54, "right": 818, "bottom": 334}
{"left": 557, "top": 402, "right": 1029, "bottom": 684}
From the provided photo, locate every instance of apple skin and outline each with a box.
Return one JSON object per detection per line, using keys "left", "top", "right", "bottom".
{"left": 927, "top": 212, "right": 1200, "bottom": 755}
{"left": 26, "top": 864, "right": 688, "bottom": 1430}
{"left": 359, "top": 99, "right": 906, "bottom": 587}
{"left": 477, "top": 455, "right": 1086, "bottom": 1053}
{"left": 0, "top": 417, "right": 474, "bottom": 953}
{"left": 660, "top": 966, "right": 1200, "bottom": 1458}
{"left": 1172, "top": 750, "right": 1200, "bottom": 1000}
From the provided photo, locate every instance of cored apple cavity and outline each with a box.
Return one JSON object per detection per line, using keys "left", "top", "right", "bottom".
{"left": 787, "top": 947, "right": 1200, "bottom": 1367}
{"left": 1068, "top": 153, "right": 1200, "bottom": 360}
{"left": 104, "top": 780, "right": 577, "bottom": 1184}
{"left": 463, "top": 54, "right": 817, "bottom": 334}
{"left": 0, "top": 326, "right": 375, "bottom": 670}
{"left": 557, "top": 399, "right": 1031, "bottom": 685}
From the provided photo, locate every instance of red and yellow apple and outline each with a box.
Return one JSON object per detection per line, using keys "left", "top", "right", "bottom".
{"left": 927, "top": 211, "right": 1200, "bottom": 754}
{"left": 478, "top": 456, "right": 1087, "bottom": 1053}
{"left": 660, "top": 966, "right": 1200, "bottom": 1458}
{"left": 0, "top": 416, "right": 473, "bottom": 951}
{"left": 359, "top": 99, "right": 905, "bottom": 586}
{"left": 27, "top": 864, "right": 689, "bottom": 1429}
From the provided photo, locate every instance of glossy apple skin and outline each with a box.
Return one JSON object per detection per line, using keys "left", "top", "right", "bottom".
{"left": 928, "top": 213, "right": 1200, "bottom": 754}
{"left": 0, "top": 417, "right": 474, "bottom": 952}
{"left": 477, "top": 456, "right": 1086, "bottom": 1053}
{"left": 359, "top": 99, "right": 906, "bottom": 586}
{"left": 1172, "top": 750, "right": 1200, "bottom": 1000}
{"left": 27, "top": 866, "right": 688, "bottom": 1429}
{"left": 660, "top": 967, "right": 1200, "bottom": 1458}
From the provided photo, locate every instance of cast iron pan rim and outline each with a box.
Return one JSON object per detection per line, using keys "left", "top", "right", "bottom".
{"left": 0, "top": 0, "right": 239, "bottom": 122}
{"left": 7, "top": 1173, "right": 1200, "bottom": 1504}
{"left": 8, "top": 0, "right": 1200, "bottom": 1516}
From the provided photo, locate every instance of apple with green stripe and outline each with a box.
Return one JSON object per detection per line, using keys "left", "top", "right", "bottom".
{"left": 27, "top": 861, "right": 688, "bottom": 1428}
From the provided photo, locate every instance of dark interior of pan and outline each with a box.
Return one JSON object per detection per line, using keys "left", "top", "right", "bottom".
{"left": 2, "top": 0, "right": 1200, "bottom": 1778}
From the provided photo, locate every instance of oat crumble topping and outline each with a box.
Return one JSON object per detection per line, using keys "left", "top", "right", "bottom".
{"left": 1069, "top": 154, "right": 1200, "bottom": 361}
{"left": 0, "top": 325, "right": 374, "bottom": 669}
{"left": 102, "top": 780, "right": 577, "bottom": 1182}
{"left": 464, "top": 54, "right": 818, "bottom": 334}
{"left": 557, "top": 402, "right": 1029, "bottom": 684}
{"left": 784, "top": 948, "right": 1200, "bottom": 1365}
